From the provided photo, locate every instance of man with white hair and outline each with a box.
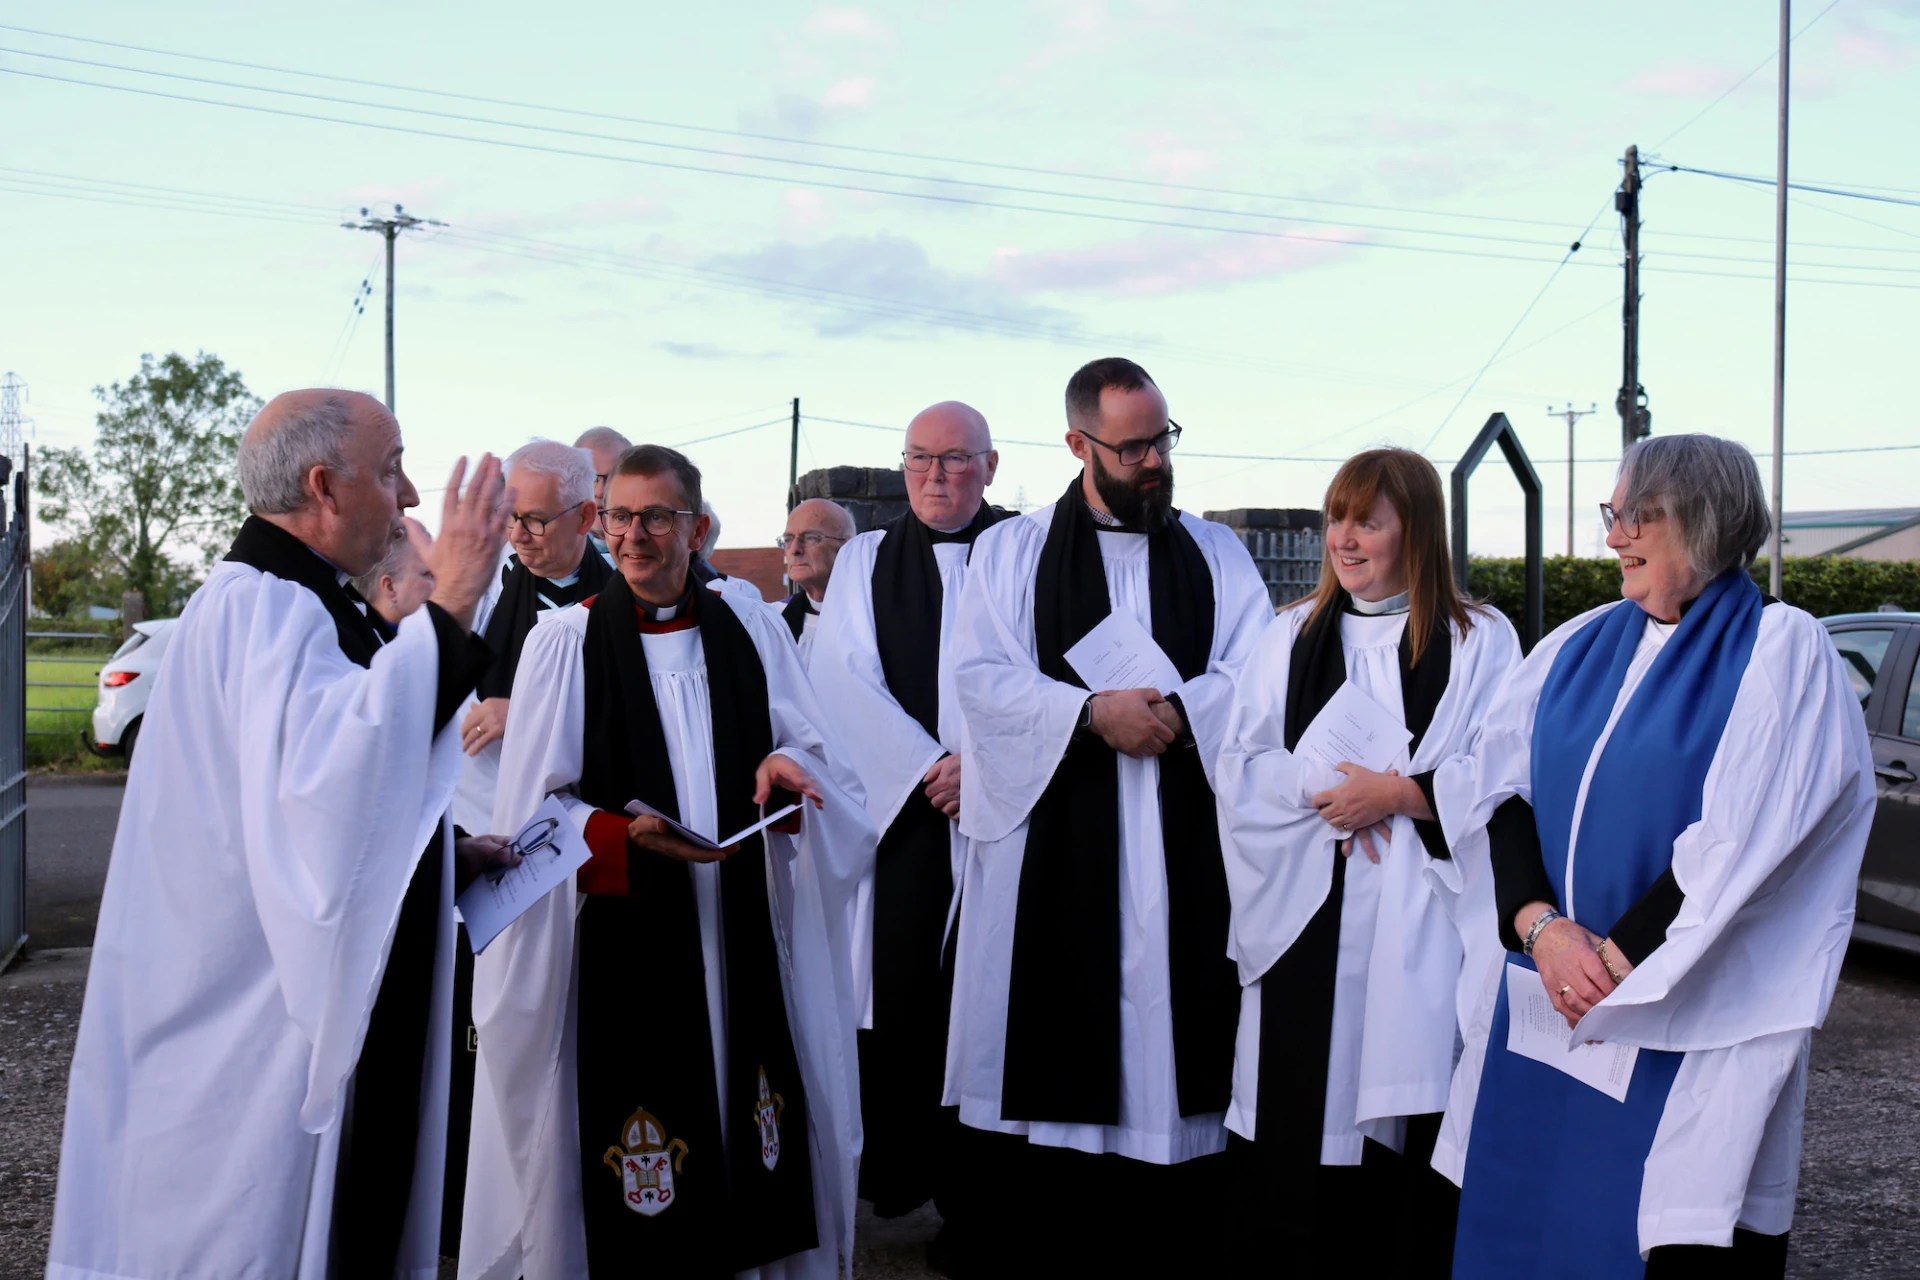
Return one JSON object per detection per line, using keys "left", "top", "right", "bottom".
{"left": 455, "top": 438, "right": 611, "bottom": 831}
{"left": 46, "top": 389, "right": 514, "bottom": 1279}
{"left": 575, "top": 426, "right": 630, "bottom": 566}
{"left": 779, "top": 498, "right": 856, "bottom": 666}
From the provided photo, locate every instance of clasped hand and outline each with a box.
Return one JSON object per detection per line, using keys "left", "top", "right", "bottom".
{"left": 1523, "top": 909, "right": 1636, "bottom": 1029}
{"left": 1089, "top": 688, "right": 1183, "bottom": 758}
{"left": 625, "top": 752, "right": 825, "bottom": 864}
{"left": 1312, "top": 762, "right": 1415, "bottom": 864}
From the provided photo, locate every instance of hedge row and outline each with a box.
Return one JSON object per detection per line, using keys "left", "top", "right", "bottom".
{"left": 1466, "top": 556, "right": 1920, "bottom": 635}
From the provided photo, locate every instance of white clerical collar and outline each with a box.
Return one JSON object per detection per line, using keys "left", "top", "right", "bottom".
{"left": 1348, "top": 589, "right": 1410, "bottom": 616}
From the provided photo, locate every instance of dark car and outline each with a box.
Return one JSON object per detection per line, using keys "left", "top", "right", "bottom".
{"left": 1823, "top": 611, "right": 1920, "bottom": 953}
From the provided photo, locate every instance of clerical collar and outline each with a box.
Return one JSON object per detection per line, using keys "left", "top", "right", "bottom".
{"left": 1346, "top": 590, "right": 1411, "bottom": 616}
{"left": 926, "top": 517, "right": 979, "bottom": 543}
{"left": 506, "top": 554, "right": 582, "bottom": 589}
{"left": 638, "top": 583, "right": 695, "bottom": 622}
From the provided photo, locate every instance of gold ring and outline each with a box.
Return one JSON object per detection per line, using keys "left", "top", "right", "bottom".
{"left": 1558, "top": 984, "right": 1572, "bottom": 998}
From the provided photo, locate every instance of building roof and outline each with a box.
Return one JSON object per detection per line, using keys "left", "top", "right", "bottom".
{"left": 1781, "top": 507, "right": 1920, "bottom": 528}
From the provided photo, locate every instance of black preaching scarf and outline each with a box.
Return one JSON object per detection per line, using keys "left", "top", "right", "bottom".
{"left": 871, "top": 502, "right": 1008, "bottom": 738}
{"left": 475, "top": 549, "right": 612, "bottom": 700}
{"left": 1251, "top": 587, "right": 1451, "bottom": 1224}
{"left": 223, "top": 515, "right": 491, "bottom": 1277}
{"left": 574, "top": 574, "right": 817, "bottom": 1277}
{"left": 1000, "top": 477, "right": 1239, "bottom": 1125}
{"left": 780, "top": 591, "right": 815, "bottom": 642}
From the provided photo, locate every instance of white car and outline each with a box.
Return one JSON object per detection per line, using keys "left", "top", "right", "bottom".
{"left": 90, "top": 618, "right": 178, "bottom": 764}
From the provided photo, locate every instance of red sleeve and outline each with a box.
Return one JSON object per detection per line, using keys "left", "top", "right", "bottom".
{"left": 579, "top": 809, "right": 632, "bottom": 897}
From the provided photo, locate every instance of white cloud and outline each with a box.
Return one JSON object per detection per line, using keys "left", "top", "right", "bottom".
{"left": 820, "top": 75, "right": 876, "bottom": 109}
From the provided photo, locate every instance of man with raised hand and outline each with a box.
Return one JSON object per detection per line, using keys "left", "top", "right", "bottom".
{"left": 47, "top": 389, "right": 513, "bottom": 1280}
{"left": 778, "top": 497, "right": 855, "bottom": 665}
{"left": 945, "top": 359, "right": 1272, "bottom": 1274}
{"left": 462, "top": 444, "right": 876, "bottom": 1280}
{"left": 809, "top": 400, "right": 1004, "bottom": 1273}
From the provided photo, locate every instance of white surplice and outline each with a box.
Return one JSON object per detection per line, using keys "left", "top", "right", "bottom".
{"left": 1438, "top": 600, "right": 1874, "bottom": 1252}
{"left": 808, "top": 531, "right": 972, "bottom": 1027}
{"left": 46, "top": 562, "right": 466, "bottom": 1280}
{"left": 459, "top": 588, "right": 876, "bottom": 1280}
{"left": 1215, "top": 603, "right": 1519, "bottom": 1163}
{"left": 945, "top": 505, "right": 1273, "bottom": 1164}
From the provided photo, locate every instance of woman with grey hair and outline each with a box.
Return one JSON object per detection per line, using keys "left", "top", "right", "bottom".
{"left": 1445, "top": 434, "right": 1874, "bottom": 1277}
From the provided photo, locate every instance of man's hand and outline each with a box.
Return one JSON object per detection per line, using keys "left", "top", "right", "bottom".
{"left": 460, "top": 697, "right": 510, "bottom": 757}
{"left": 454, "top": 832, "right": 520, "bottom": 891}
{"left": 1089, "top": 688, "right": 1178, "bottom": 758}
{"left": 427, "top": 454, "right": 514, "bottom": 631}
{"left": 627, "top": 814, "right": 735, "bottom": 864}
{"left": 756, "top": 752, "right": 825, "bottom": 809}
{"left": 1150, "top": 698, "right": 1184, "bottom": 739}
{"left": 924, "top": 754, "right": 962, "bottom": 820}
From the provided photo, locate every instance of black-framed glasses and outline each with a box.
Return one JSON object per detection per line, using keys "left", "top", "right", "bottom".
{"left": 1598, "top": 502, "right": 1663, "bottom": 539}
{"left": 902, "top": 449, "right": 990, "bottom": 474}
{"left": 1077, "top": 421, "right": 1182, "bottom": 467}
{"left": 604, "top": 506, "right": 695, "bottom": 536}
{"left": 777, "top": 531, "right": 849, "bottom": 551}
{"left": 508, "top": 500, "right": 589, "bottom": 537}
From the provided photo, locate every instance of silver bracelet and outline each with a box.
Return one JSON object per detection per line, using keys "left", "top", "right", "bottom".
{"left": 1522, "top": 908, "right": 1563, "bottom": 957}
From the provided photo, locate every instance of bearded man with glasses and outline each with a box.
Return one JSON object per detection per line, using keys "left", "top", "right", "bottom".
{"left": 944, "top": 358, "right": 1271, "bottom": 1273}
{"left": 463, "top": 443, "right": 875, "bottom": 1280}
{"left": 778, "top": 498, "right": 856, "bottom": 665}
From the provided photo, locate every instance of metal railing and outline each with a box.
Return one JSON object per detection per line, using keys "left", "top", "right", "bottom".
{"left": 26, "top": 629, "right": 112, "bottom": 738}
{"left": 1, "top": 465, "right": 27, "bottom": 966}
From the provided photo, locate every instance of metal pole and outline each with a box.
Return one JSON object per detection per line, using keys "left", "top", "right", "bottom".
{"left": 1568, "top": 413, "right": 1575, "bottom": 555}
{"left": 1769, "top": 1, "right": 1790, "bottom": 599}
{"left": 384, "top": 225, "right": 397, "bottom": 411}
{"left": 788, "top": 397, "right": 801, "bottom": 512}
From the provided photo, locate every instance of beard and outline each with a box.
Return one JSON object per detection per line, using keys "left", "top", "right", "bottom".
{"left": 1091, "top": 448, "right": 1175, "bottom": 530}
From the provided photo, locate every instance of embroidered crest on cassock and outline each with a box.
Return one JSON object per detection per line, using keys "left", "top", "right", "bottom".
{"left": 754, "top": 1066, "right": 785, "bottom": 1171}
{"left": 603, "top": 1108, "right": 689, "bottom": 1217}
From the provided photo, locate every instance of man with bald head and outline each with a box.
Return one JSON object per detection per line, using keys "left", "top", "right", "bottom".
{"left": 47, "top": 389, "right": 514, "bottom": 1280}
{"left": 779, "top": 497, "right": 856, "bottom": 665}
{"left": 809, "top": 400, "right": 1003, "bottom": 1267}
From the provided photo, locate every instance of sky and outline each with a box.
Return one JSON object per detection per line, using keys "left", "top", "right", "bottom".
{"left": 1, "top": 0, "right": 1916, "bottom": 563}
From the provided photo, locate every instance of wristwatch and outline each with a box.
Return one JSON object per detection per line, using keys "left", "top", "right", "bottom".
{"left": 1073, "top": 695, "right": 1095, "bottom": 739}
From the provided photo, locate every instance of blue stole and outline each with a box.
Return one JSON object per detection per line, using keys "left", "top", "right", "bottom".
{"left": 1453, "top": 571, "right": 1761, "bottom": 1279}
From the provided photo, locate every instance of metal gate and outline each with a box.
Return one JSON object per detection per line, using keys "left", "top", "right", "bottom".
{"left": 0, "top": 460, "right": 27, "bottom": 968}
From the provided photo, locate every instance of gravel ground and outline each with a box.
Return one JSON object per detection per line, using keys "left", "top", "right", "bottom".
{"left": 3, "top": 943, "right": 1916, "bottom": 1278}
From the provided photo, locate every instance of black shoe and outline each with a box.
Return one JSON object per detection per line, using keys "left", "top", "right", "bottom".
{"left": 926, "top": 1220, "right": 973, "bottom": 1279}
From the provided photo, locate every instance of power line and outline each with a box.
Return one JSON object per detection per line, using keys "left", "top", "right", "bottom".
{"left": 1655, "top": 161, "right": 1920, "bottom": 209}
{"left": 1652, "top": 0, "right": 1843, "bottom": 149}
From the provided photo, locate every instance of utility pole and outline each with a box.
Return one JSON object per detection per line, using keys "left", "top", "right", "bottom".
{"left": 788, "top": 397, "right": 801, "bottom": 512}
{"left": 342, "top": 204, "right": 444, "bottom": 411}
{"left": 1615, "top": 146, "right": 1651, "bottom": 450}
{"left": 1548, "top": 403, "right": 1596, "bottom": 556}
{"left": 1768, "top": 1, "right": 1791, "bottom": 599}
{"left": 0, "top": 374, "right": 26, "bottom": 460}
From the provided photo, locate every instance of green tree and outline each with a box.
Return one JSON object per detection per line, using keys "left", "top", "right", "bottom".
{"left": 29, "top": 537, "right": 118, "bottom": 618}
{"left": 35, "top": 352, "right": 260, "bottom": 611}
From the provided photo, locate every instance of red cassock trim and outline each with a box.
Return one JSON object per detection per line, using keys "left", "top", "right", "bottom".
{"left": 580, "top": 809, "right": 633, "bottom": 896}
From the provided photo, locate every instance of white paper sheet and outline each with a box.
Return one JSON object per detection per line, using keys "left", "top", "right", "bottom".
{"left": 1503, "top": 962, "right": 1639, "bottom": 1102}
{"left": 623, "top": 798, "right": 805, "bottom": 851}
{"left": 1063, "top": 610, "right": 1184, "bottom": 695}
{"left": 1294, "top": 680, "right": 1413, "bottom": 774}
{"left": 457, "top": 795, "right": 593, "bottom": 955}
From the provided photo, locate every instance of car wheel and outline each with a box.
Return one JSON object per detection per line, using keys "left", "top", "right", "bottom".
{"left": 121, "top": 718, "right": 141, "bottom": 767}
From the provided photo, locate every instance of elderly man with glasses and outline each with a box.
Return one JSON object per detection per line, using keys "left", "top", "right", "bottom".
{"left": 807, "top": 401, "right": 1006, "bottom": 1273}
{"left": 778, "top": 498, "right": 856, "bottom": 665}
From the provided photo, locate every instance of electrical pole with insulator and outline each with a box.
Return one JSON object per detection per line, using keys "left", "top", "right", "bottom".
{"left": 1615, "top": 146, "right": 1651, "bottom": 450}
{"left": 1549, "top": 402, "right": 1596, "bottom": 556}
{"left": 342, "top": 204, "right": 444, "bottom": 412}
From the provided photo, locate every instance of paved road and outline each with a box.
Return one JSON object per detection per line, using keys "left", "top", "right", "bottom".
{"left": 4, "top": 780, "right": 1918, "bottom": 1276}
{"left": 21, "top": 776, "right": 124, "bottom": 951}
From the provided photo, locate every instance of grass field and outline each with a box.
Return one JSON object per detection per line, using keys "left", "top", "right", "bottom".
{"left": 25, "top": 652, "right": 113, "bottom": 768}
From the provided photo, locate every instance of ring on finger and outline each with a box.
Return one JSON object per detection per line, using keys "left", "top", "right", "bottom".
{"left": 1558, "top": 984, "right": 1572, "bottom": 998}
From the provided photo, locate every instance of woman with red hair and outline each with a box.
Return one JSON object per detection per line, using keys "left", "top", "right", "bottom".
{"left": 1216, "top": 447, "right": 1519, "bottom": 1275}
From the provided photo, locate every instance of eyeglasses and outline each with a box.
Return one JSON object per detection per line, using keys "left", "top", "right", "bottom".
{"left": 1077, "top": 421, "right": 1182, "bottom": 467}
{"left": 777, "top": 531, "right": 849, "bottom": 551}
{"left": 1598, "top": 502, "right": 1664, "bottom": 539}
{"left": 603, "top": 506, "right": 695, "bottom": 536}
{"left": 902, "top": 449, "right": 990, "bottom": 474}
{"left": 508, "top": 500, "right": 589, "bottom": 537}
